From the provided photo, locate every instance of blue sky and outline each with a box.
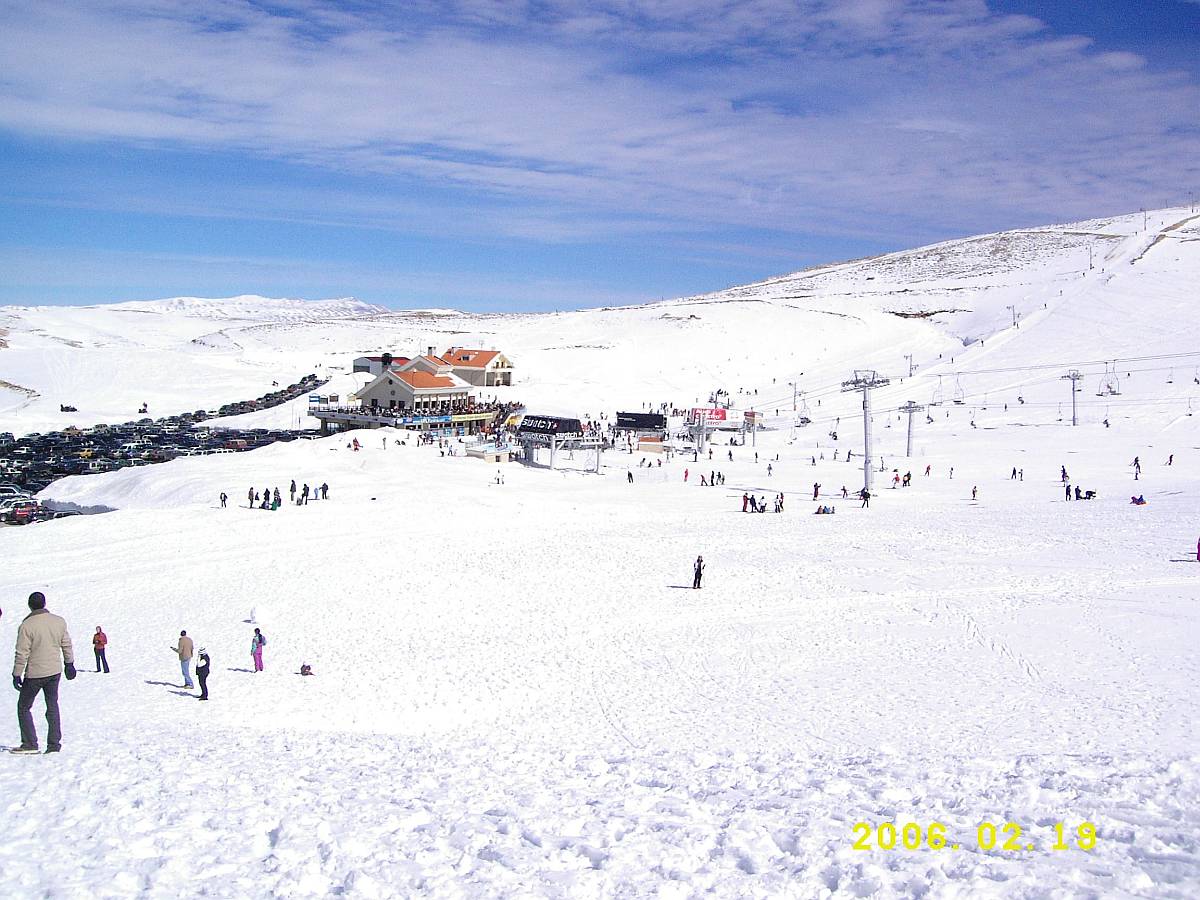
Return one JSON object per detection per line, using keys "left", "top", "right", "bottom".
{"left": 1, "top": 0, "right": 1198, "bottom": 311}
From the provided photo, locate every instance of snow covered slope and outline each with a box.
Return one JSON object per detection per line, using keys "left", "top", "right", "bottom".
{"left": 2, "top": 207, "right": 1199, "bottom": 896}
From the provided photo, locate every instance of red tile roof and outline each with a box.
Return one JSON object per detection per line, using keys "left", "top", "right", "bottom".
{"left": 394, "top": 370, "right": 465, "bottom": 390}
{"left": 441, "top": 348, "right": 502, "bottom": 369}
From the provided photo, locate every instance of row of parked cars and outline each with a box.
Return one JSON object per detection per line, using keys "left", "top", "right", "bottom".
{"left": 0, "top": 374, "right": 328, "bottom": 522}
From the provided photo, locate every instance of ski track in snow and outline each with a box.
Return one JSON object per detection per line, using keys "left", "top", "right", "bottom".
{"left": 2, "top": 735, "right": 1197, "bottom": 898}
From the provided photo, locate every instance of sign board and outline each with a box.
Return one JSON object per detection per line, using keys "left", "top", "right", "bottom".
{"left": 308, "top": 394, "right": 320, "bottom": 403}
{"left": 518, "top": 415, "right": 583, "bottom": 435}
{"left": 692, "top": 407, "right": 757, "bottom": 430}
{"left": 616, "top": 412, "right": 666, "bottom": 430}
{"left": 327, "top": 394, "right": 338, "bottom": 404}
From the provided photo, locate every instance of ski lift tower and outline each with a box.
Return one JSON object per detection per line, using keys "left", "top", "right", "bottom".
{"left": 899, "top": 400, "right": 925, "bottom": 457}
{"left": 842, "top": 369, "right": 890, "bottom": 491}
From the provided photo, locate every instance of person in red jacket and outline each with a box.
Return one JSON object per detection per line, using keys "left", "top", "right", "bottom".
{"left": 93, "top": 626, "right": 110, "bottom": 673}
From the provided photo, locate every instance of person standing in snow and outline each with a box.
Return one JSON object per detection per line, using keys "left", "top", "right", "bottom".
{"left": 273, "top": 487, "right": 281, "bottom": 508}
{"left": 290, "top": 479, "right": 297, "bottom": 502}
{"left": 972, "top": 486, "right": 978, "bottom": 500}
{"left": 301, "top": 483, "right": 310, "bottom": 505}
{"left": 174, "top": 630, "right": 195, "bottom": 689}
{"left": 1065, "top": 483, "right": 1072, "bottom": 501}
{"left": 92, "top": 626, "right": 109, "bottom": 673}
{"left": 219, "top": 492, "right": 227, "bottom": 508}
{"left": 251, "top": 628, "right": 266, "bottom": 672}
{"left": 11, "top": 591, "right": 75, "bottom": 754}
{"left": 1061, "top": 466, "right": 1068, "bottom": 483}
{"left": 321, "top": 483, "right": 328, "bottom": 500}
{"left": 860, "top": 489, "right": 870, "bottom": 508}
{"left": 813, "top": 483, "right": 820, "bottom": 501}
{"left": 247, "top": 487, "right": 255, "bottom": 508}
{"left": 1011, "top": 467, "right": 1017, "bottom": 480}
{"left": 742, "top": 493, "right": 749, "bottom": 512}
{"left": 693, "top": 556, "right": 705, "bottom": 589}
{"left": 196, "top": 647, "right": 211, "bottom": 701}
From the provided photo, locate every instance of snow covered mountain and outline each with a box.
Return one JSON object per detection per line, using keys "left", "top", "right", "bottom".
{"left": 2, "top": 207, "right": 1200, "bottom": 896}
{"left": 100, "top": 294, "right": 388, "bottom": 322}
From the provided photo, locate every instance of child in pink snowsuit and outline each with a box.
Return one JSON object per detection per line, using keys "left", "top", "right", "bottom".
{"left": 251, "top": 627, "right": 266, "bottom": 672}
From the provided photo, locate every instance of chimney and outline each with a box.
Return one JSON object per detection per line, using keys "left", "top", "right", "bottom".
{"left": 427, "top": 346, "right": 435, "bottom": 358}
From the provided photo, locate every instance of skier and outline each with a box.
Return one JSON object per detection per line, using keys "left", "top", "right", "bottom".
{"left": 924, "top": 464, "right": 931, "bottom": 476}
{"left": 767, "top": 464, "right": 773, "bottom": 477}
{"left": 321, "top": 483, "right": 329, "bottom": 500}
{"left": 1011, "top": 467, "right": 1017, "bottom": 480}
{"left": 627, "top": 470, "right": 634, "bottom": 484}
{"left": 247, "top": 487, "right": 255, "bottom": 508}
{"left": 251, "top": 628, "right": 266, "bottom": 672}
{"left": 1065, "top": 483, "right": 1072, "bottom": 501}
{"left": 92, "top": 626, "right": 109, "bottom": 673}
{"left": 219, "top": 492, "right": 227, "bottom": 508}
{"left": 972, "top": 486, "right": 978, "bottom": 500}
{"left": 290, "top": 479, "right": 297, "bottom": 501}
{"left": 173, "top": 630, "right": 195, "bottom": 689}
{"left": 693, "top": 555, "right": 705, "bottom": 589}
{"left": 272, "top": 487, "right": 281, "bottom": 508}
{"left": 301, "top": 484, "right": 310, "bottom": 505}
{"left": 1061, "top": 466, "right": 1068, "bottom": 483}
{"left": 196, "top": 647, "right": 211, "bottom": 701}
{"left": 742, "top": 493, "right": 749, "bottom": 512}
{"left": 841, "top": 485, "right": 848, "bottom": 499}
{"left": 813, "top": 483, "right": 820, "bottom": 501}
{"left": 11, "top": 591, "right": 75, "bottom": 755}
{"left": 683, "top": 469, "right": 689, "bottom": 483}
{"left": 860, "top": 489, "right": 870, "bottom": 508}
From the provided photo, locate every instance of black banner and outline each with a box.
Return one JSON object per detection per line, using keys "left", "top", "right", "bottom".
{"left": 518, "top": 415, "right": 583, "bottom": 435}
{"left": 615, "top": 412, "right": 666, "bottom": 430}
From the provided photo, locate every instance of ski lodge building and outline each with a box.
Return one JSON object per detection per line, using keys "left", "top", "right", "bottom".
{"left": 312, "top": 346, "right": 515, "bottom": 436}
{"left": 353, "top": 353, "right": 472, "bottom": 412}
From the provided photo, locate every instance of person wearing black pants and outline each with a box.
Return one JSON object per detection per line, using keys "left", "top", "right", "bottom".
{"left": 693, "top": 555, "right": 705, "bottom": 589}
{"left": 196, "top": 648, "right": 211, "bottom": 700}
{"left": 12, "top": 591, "right": 75, "bottom": 754}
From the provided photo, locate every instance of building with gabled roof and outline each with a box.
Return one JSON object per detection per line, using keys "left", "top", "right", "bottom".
{"left": 352, "top": 355, "right": 410, "bottom": 377}
{"left": 352, "top": 355, "right": 472, "bottom": 412}
{"left": 440, "top": 347, "right": 514, "bottom": 387}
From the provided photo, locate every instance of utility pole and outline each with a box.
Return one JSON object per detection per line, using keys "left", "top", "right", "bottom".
{"left": 1061, "top": 369, "right": 1083, "bottom": 426}
{"left": 898, "top": 400, "right": 925, "bottom": 457}
{"left": 903, "top": 354, "right": 914, "bottom": 377}
{"left": 842, "top": 370, "right": 890, "bottom": 491}
{"left": 1005, "top": 304, "right": 1017, "bottom": 328}
{"left": 1087, "top": 245, "right": 1094, "bottom": 270}
{"left": 1141, "top": 207, "right": 1147, "bottom": 232}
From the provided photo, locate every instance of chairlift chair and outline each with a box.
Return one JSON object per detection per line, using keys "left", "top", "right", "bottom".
{"left": 930, "top": 376, "right": 945, "bottom": 406}
{"left": 952, "top": 376, "right": 966, "bottom": 404}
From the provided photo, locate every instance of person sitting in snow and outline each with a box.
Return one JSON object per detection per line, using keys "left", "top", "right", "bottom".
{"left": 300, "top": 663, "right": 314, "bottom": 676}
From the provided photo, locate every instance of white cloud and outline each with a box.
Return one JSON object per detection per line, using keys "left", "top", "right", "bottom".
{"left": 0, "top": 0, "right": 1196, "bottom": 246}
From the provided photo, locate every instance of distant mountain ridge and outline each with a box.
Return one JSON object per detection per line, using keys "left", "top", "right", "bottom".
{"left": 98, "top": 294, "right": 388, "bottom": 322}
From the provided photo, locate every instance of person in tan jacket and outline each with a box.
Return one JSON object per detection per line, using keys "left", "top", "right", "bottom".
{"left": 11, "top": 591, "right": 75, "bottom": 754}
{"left": 173, "top": 631, "right": 195, "bottom": 689}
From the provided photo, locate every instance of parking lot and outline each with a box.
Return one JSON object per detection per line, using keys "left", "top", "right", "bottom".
{"left": 0, "top": 373, "right": 326, "bottom": 524}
